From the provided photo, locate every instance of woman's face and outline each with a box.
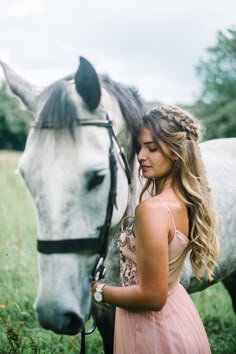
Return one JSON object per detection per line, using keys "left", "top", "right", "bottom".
{"left": 136, "top": 127, "right": 174, "bottom": 179}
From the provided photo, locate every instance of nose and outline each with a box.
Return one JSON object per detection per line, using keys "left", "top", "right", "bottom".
{"left": 36, "top": 305, "right": 84, "bottom": 335}
{"left": 137, "top": 147, "right": 146, "bottom": 162}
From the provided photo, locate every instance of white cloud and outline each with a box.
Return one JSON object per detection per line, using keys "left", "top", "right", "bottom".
{"left": 0, "top": 0, "right": 235, "bottom": 104}
{"left": 0, "top": 0, "right": 45, "bottom": 17}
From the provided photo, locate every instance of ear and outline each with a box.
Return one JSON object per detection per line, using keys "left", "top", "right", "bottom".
{"left": 75, "top": 57, "right": 101, "bottom": 110}
{"left": 0, "top": 60, "right": 41, "bottom": 112}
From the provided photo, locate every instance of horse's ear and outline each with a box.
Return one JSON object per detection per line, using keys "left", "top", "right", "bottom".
{"left": 0, "top": 60, "right": 41, "bottom": 112}
{"left": 75, "top": 57, "right": 101, "bottom": 110}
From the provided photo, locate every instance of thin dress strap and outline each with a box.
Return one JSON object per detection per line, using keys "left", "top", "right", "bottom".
{"left": 156, "top": 197, "right": 176, "bottom": 232}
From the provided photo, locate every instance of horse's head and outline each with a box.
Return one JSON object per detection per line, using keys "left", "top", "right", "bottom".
{"left": 0, "top": 57, "right": 143, "bottom": 334}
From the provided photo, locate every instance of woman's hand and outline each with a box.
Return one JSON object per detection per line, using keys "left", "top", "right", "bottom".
{"left": 91, "top": 281, "right": 99, "bottom": 293}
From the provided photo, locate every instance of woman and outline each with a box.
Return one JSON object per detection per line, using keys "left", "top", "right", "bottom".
{"left": 92, "top": 105, "right": 219, "bottom": 353}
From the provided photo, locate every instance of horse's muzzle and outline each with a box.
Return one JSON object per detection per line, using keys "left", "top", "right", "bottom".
{"left": 35, "top": 304, "right": 84, "bottom": 335}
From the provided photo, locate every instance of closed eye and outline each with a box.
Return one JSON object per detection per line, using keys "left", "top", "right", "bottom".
{"left": 149, "top": 147, "right": 158, "bottom": 152}
{"left": 87, "top": 171, "right": 105, "bottom": 191}
{"left": 135, "top": 144, "right": 158, "bottom": 154}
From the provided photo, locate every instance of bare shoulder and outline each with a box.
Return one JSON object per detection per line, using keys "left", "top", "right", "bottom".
{"left": 135, "top": 198, "right": 170, "bottom": 234}
{"left": 135, "top": 197, "right": 168, "bottom": 219}
{"left": 152, "top": 193, "right": 189, "bottom": 236}
{"left": 134, "top": 193, "right": 188, "bottom": 240}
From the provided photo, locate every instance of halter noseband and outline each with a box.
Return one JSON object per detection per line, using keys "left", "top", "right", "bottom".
{"left": 36, "top": 115, "right": 131, "bottom": 281}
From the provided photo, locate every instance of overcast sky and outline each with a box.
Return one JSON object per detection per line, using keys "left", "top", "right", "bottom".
{"left": 0, "top": 0, "right": 235, "bottom": 104}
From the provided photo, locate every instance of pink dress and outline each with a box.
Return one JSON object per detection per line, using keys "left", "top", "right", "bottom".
{"left": 114, "top": 200, "right": 211, "bottom": 354}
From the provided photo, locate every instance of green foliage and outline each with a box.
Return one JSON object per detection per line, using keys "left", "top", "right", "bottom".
{"left": 189, "top": 99, "right": 236, "bottom": 140}
{"left": 191, "top": 283, "right": 236, "bottom": 354}
{"left": 196, "top": 27, "right": 236, "bottom": 102}
{"left": 0, "top": 83, "right": 32, "bottom": 150}
{"left": 194, "top": 27, "right": 236, "bottom": 140}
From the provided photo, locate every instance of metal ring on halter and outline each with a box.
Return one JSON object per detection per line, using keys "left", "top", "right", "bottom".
{"left": 84, "top": 314, "right": 97, "bottom": 335}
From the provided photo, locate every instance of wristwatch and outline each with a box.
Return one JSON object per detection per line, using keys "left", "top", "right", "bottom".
{"left": 93, "top": 283, "right": 106, "bottom": 303}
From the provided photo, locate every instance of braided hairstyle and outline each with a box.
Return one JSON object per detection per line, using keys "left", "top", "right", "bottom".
{"left": 139, "top": 105, "right": 219, "bottom": 280}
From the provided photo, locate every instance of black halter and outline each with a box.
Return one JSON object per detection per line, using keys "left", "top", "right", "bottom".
{"left": 36, "top": 115, "right": 131, "bottom": 281}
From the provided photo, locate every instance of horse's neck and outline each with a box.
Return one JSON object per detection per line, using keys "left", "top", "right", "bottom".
{"left": 127, "top": 159, "right": 142, "bottom": 216}
{"left": 116, "top": 123, "right": 142, "bottom": 216}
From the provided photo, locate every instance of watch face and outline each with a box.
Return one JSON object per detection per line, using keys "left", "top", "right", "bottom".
{"left": 94, "top": 291, "right": 103, "bottom": 303}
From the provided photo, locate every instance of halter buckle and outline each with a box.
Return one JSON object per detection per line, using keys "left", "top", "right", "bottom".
{"left": 93, "top": 256, "right": 107, "bottom": 281}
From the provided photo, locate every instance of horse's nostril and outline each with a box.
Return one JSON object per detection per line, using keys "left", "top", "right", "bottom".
{"left": 64, "top": 312, "right": 83, "bottom": 332}
{"left": 35, "top": 303, "right": 84, "bottom": 335}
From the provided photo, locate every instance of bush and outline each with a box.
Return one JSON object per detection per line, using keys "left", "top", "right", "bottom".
{"left": 0, "top": 82, "right": 32, "bottom": 151}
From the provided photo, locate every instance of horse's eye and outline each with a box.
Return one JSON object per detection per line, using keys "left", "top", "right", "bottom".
{"left": 87, "top": 174, "right": 105, "bottom": 191}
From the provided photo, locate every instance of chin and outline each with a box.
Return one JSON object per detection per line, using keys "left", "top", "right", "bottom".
{"left": 142, "top": 172, "right": 154, "bottom": 179}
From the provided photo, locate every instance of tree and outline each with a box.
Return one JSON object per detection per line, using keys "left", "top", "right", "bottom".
{"left": 0, "top": 82, "right": 32, "bottom": 150}
{"left": 194, "top": 27, "right": 236, "bottom": 140}
{"left": 196, "top": 27, "right": 236, "bottom": 102}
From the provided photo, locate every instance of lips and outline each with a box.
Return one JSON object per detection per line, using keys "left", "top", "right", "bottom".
{"left": 140, "top": 165, "right": 151, "bottom": 169}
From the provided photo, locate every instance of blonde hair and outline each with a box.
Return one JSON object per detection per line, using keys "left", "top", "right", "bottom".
{"left": 139, "top": 105, "right": 219, "bottom": 280}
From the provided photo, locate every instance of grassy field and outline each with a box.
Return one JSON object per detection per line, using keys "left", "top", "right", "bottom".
{"left": 0, "top": 150, "right": 235, "bottom": 354}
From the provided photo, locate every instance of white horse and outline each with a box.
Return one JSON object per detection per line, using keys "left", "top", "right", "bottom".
{"left": 1, "top": 58, "right": 236, "bottom": 354}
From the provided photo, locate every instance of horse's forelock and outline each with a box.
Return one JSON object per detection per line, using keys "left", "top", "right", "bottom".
{"left": 36, "top": 80, "right": 78, "bottom": 134}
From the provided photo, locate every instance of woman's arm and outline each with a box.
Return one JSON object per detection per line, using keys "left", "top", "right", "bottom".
{"left": 92, "top": 199, "right": 170, "bottom": 312}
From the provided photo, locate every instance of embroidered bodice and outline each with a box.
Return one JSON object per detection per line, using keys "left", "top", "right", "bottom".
{"left": 118, "top": 206, "right": 190, "bottom": 293}
{"left": 118, "top": 221, "right": 138, "bottom": 287}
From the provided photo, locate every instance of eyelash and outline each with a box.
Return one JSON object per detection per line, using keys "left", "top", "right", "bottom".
{"left": 136, "top": 147, "right": 158, "bottom": 154}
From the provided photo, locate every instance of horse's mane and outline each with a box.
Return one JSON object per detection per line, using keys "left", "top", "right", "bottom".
{"left": 101, "top": 74, "right": 145, "bottom": 137}
{"left": 35, "top": 74, "right": 145, "bottom": 139}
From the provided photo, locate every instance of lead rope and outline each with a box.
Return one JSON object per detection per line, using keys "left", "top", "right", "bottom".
{"left": 80, "top": 315, "right": 97, "bottom": 354}
{"left": 80, "top": 329, "right": 86, "bottom": 354}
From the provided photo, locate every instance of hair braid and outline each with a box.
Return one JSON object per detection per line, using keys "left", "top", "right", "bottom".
{"left": 158, "top": 105, "right": 201, "bottom": 142}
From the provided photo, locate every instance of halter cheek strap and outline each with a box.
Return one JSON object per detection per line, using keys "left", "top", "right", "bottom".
{"left": 36, "top": 115, "right": 131, "bottom": 282}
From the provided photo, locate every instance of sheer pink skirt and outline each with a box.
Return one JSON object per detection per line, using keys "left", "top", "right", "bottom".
{"left": 114, "top": 283, "right": 211, "bottom": 354}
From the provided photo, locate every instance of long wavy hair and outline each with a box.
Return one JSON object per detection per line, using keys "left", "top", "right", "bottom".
{"left": 138, "top": 105, "right": 219, "bottom": 280}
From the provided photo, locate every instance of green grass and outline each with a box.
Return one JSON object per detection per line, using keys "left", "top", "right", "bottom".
{"left": 0, "top": 150, "right": 235, "bottom": 354}
{"left": 191, "top": 284, "right": 236, "bottom": 354}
